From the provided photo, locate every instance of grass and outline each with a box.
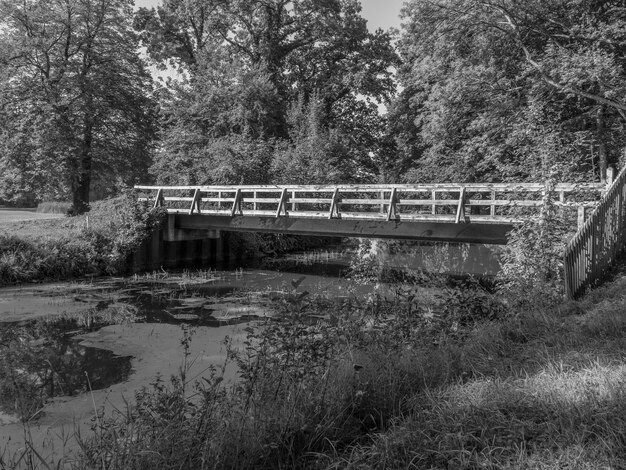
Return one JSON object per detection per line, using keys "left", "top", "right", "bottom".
{"left": 0, "top": 209, "right": 65, "bottom": 224}
{"left": 0, "top": 194, "right": 165, "bottom": 286}
{"left": 36, "top": 201, "right": 72, "bottom": 214}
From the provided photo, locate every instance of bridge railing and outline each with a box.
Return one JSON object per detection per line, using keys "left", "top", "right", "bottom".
{"left": 564, "top": 167, "right": 626, "bottom": 299}
{"left": 136, "top": 182, "right": 606, "bottom": 226}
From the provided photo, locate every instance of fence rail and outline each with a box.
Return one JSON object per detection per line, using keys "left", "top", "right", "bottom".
{"left": 135, "top": 182, "right": 606, "bottom": 226}
{"left": 564, "top": 167, "right": 626, "bottom": 299}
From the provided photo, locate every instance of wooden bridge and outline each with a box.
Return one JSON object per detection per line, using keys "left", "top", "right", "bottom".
{"left": 136, "top": 181, "right": 606, "bottom": 245}
{"left": 135, "top": 168, "right": 626, "bottom": 299}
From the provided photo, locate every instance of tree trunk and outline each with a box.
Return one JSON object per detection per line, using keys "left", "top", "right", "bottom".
{"left": 597, "top": 105, "right": 608, "bottom": 182}
{"left": 71, "top": 119, "right": 93, "bottom": 214}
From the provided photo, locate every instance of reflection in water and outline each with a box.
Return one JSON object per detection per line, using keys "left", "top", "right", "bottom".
{"left": 0, "top": 320, "right": 132, "bottom": 419}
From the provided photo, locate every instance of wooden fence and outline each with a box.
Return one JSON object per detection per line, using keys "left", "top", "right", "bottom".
{"left": 136, "top": 182, "right": 605, "bottom": 226}
{"left": 564, "top": 167, "right": 626, "bottom": 299}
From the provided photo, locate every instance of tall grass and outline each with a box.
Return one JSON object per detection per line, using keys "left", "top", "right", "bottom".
{"left": 53, "top": 270, "right": 626, "bottom": 469}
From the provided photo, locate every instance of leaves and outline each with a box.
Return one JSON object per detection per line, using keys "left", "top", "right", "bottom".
{"left": 395, "top": 0, "right": 626, "bottom": 184}
{"left": 139, "top": 0, "right": 398, "bottom": 185}
{"left": 0, "top": 0, "right": 156, "bottom": 209}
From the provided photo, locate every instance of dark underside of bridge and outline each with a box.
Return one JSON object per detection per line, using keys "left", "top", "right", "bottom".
{"left": 174, "top": 214, "right": 514, "bottom": 245}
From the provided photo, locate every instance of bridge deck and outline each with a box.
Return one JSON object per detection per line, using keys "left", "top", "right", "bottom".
{"left": 136, "top": 182, "right": 608, "bottom": 244}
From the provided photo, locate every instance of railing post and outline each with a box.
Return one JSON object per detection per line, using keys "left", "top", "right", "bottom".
{"left": 455, "top": 187, "right": 466, "bottom": 224}
{"left": 189, "top": 188, "right": 201, "bottom": 215}
{"left": 329, "top": 188, "right": 341, "bottom": 219}
{"left": 276, "top": 188, "right": 289, "bottom": 217}
{"left": 431, "top": 190, "right": 436, "bottom": 215}
{"left": 387, "top": 188, "right": 398, "bottom": 221}
{"left": 253, "top": 191, "right": 258, "bottom": 212}
{"left": 231, "top": 188, "right": 242, "bottom": 216}
{"left": 490, "top": 190, "right": 496, "bottom": 217}
{"left": 153, "top": 189, "right": 163, "bottom": 209}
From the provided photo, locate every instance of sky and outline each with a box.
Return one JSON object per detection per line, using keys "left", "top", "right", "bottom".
{"left": 133, "top": 0, "right": 404, "bottom": 32}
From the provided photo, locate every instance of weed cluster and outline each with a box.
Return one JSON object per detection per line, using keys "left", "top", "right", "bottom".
{"left": 69, "top": 277, "right": 507, "bottom": 469}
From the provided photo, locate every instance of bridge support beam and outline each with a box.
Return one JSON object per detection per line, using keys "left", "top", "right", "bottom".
{"left": 174, "top": 214, "right": 514, "bottom": 245}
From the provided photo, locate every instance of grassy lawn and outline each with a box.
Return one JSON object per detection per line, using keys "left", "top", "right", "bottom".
{"left": 0, "top": 210, "right": 65, "bottom": 225}
{"left": 0, "top": 214, "right": 85, "bottom": 241}
{"left": 333, "top": 273, "right": 626, "bottom": 469}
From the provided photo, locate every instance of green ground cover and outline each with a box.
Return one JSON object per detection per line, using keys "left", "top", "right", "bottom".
{"left": 0, "top": 210, "right": 64, "bottom": 224}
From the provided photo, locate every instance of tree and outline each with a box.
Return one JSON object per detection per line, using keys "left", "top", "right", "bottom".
{"left": 0, "top": 0, "right": 156, "bottom": 212}
{"left": 136, "top": 0, "right": 398, "bottom": 185}
{"left": 395, "top": 0, "right": 626, "bottom": 183}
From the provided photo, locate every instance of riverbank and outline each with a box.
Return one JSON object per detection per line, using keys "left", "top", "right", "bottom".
{"left": 1, "top": 264, "right": 622, "bottom": 469}
{"left": 3, "top": 202, "right": 625, "bottom": 469}
{"left": 0, "top": 195, "right": 166, "bottom": 286}
{"left": 0, "top": 196, "right": 337, "bottom": 286}
{"left": 71, "top": 269, "right": 624, "bottom": 470}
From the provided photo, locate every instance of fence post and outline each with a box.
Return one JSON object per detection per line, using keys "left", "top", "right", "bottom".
{"left": 607, "top": 167, "right": 615, "bottom": 186}
{"left": 577, "top": 206, "right": 585, "bottom": 229}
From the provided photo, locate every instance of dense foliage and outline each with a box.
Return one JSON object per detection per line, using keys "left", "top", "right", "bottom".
{"left": 137, "top": 0, "right": 398, "bottom": 185}
{"left": 2, "top": 0, "right": 624, "bottom": 203}
{"left": 0, "top": 0, "right": 156, "bottom": 211}
{"left": 393, "top": 0, "right": 626, "bottom": 183}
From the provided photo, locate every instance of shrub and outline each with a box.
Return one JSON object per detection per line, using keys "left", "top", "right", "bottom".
{"left": 497, "top": 180, "right": 571, "bottom": 310}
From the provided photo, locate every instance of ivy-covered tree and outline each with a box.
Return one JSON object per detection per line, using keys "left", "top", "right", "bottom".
{"left": 0, "top": 0, "right": 156, "bottom": 212}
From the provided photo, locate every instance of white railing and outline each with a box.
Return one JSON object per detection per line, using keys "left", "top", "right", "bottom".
{"left": 136, "top": 182, "right": 607, "bottom": 226}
